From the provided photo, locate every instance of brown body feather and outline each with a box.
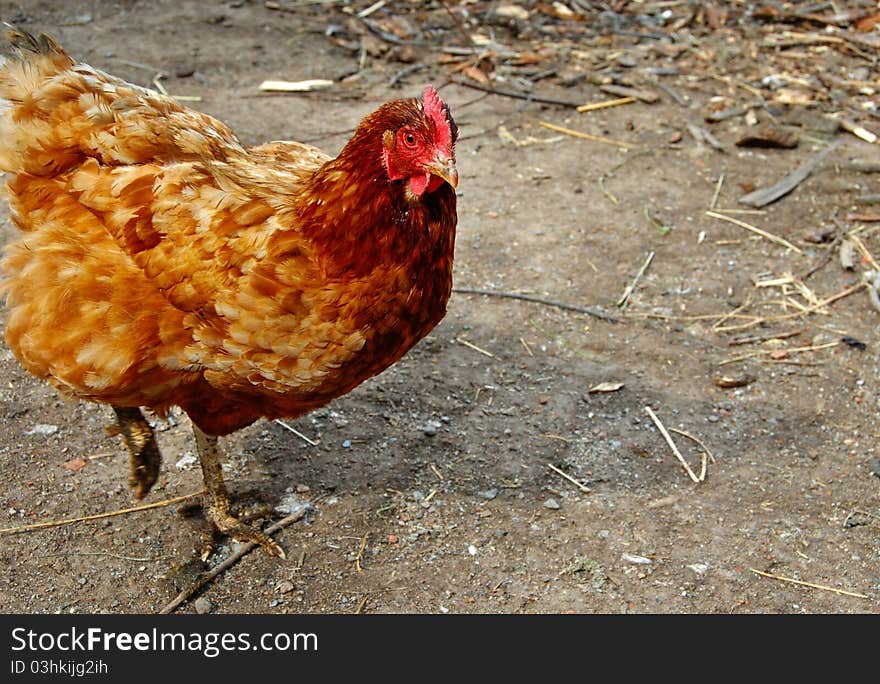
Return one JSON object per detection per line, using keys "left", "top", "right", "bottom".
{"left": 0, "top": 31, "right": 456, "bottom": 437}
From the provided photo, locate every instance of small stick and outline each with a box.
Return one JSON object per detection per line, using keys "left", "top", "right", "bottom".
{"left": 643, "top": 407, "right": 702, "bottom": 483}
{"left": 538, "top": 121, "right": 637, "bottom": 149}
{"left": 542, "top": 434, "right": 572, "bottom": 443}
{"left": 710, "top": 173, "right": 725, "bottom": 210}
{"left": 519, "top": 337, "right": 534, "bottom": 357}
{"left": 355, "top": 532, "right": 368, "bottom": 573}
{"left": 354, "top": 595, "right": 369, "bottom": 614}
{"left": 617, "top": 251, "right": 655, "bottom": 308}
{"left": 158, "top": 508, "right": 310, "bottom": 614}
{"left": 801, "top": 230, "right": 844, "bottom": 281}
{"left": 47, "top": 550, "right": 173, "bottom": 563}
{"left": 668, "top": 427, "right": 714, "bottom": 481}
{"left": 728, "top": 328, "right": 803, "bottom": 346}
{"left": 449, "top": 79, "right": 585, "bottom": 108}
{"left": 430, "top": 464, "right": 444, "bottom": 481}
{"left": 711, "top": 296, "right": 753, "bottom": 330}
{"left": 718, "top": 340, "right": 840, "bottom": 366}
{"left": 577, "top": 96, "right": 636, "bottom": 113}
{"left": 453, "top": 287, "right": 618, "bottom": 322}
{"left": 739, "top": 140, "right": 843, "bottom": 208}
{"left": 598, "top": 175, "right": 619, "bottom": 205}
{"left": 275, "top": 419, "right": 318, "bottom": 446}
{"left": 457, "top": 337, "right": 495, "bottom": 358}
{"left": 546, "top": 463, "right": 591, "bottom": 493}
{"left": 0, "top": 492, "right": 203, "bottom": 535}
{"left": 706, "top": 211, "right": 804, "bottom": 254}
{"left": 749, "top": 568, "right": 868, "bottom": 599}
{"left": 714, "top": 282, "right": 867, "bottom": 332}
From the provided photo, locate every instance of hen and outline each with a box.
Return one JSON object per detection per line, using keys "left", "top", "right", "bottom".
{"left": 0, "top": 29, "right": 458, "bottom": 557}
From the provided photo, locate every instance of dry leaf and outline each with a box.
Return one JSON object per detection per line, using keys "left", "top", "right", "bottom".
{"left": 588, "top": 381, "right": 624, "bottom": 393}
{"left": 62, "top": 457, "right": 87, "bottom": 472}
{"left": 462, "top": 65, "right": 490, "bottom": 85}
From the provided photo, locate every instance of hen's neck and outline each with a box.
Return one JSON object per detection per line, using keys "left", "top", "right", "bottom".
{"left": 296, "top": 137, "right": 456, "bottom": 281}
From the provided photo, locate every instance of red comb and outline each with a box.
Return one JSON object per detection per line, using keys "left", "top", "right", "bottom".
{"left": 423, "top": 85, "right": 452, "bottom": 150}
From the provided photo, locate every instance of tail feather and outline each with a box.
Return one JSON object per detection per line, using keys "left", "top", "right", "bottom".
{"left": 0, "top": 25, "right": 243, "bottom": 177}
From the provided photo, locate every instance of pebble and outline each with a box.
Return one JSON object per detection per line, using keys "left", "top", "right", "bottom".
{"left": 342, "top": 440, "right": 351, "bottom": 448}
{"left": 423, "top": 422, "right": 439, "bottom": 436}
{"left": 479, "top": 488, "right": 498, "bottom": 500}
{"left": 27, "top": 424, "right": 58, "bottom": 436}
{"left": 543, "top": 498, "right": 561, "bottom": 510}
{"left": 175, "top": 454, "right": 197, "bottom": 469}
{"left": 194, "top": 597, "right": 213, "bottom": 614}
{"left": 467, "top": 544, "right": 478, "bottom": 556}
{"left": 276, "top": 581, "right": 295, "bottom": 594}
{"left": 688, "top": 563, "right": 710, "bottom": 575}
{"left": 621, "top": 553, "right": 653, "bottom": 565}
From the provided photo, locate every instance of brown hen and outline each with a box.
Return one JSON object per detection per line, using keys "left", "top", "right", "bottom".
{"left": 0, "top": 29, "right": 458, "bottom": 557}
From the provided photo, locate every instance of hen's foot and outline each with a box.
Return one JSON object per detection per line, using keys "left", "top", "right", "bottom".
{"left": 111, "top": 406, "right": 161, "bottom": 500}
{"left": 192, "top": 424, "right": 286, "bottom": 560}
{"left": 203, "top": 500, "right": 285, "bottom": 560}
{"left": 179, "top": 500, "right": 282, "bottom": 560}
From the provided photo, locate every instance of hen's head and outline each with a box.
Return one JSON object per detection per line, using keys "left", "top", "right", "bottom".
{"left": 378, "top": 86, "right": 458, "bottom": 198}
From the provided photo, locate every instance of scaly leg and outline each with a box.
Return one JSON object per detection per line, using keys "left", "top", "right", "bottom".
{"left": 193, "top": 424, "right": 286, "bottom": 559}
{"left": 111, "top": 405, "right": 161, "bottom": 500}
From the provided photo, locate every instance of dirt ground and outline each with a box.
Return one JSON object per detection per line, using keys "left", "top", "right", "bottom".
{"left": 0, "top": 1, "right": 878, "bottom": 615}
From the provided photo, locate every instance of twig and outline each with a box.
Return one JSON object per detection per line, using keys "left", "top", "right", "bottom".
{"left": 711, "top": 296, "right": 753, "bottom": 330}
{"left": 538, "top": 121, "right": 638, "bottom": 149}
{"left": 718, "top": 340, "right": 840, "bottom": 366}
{"left": 749, "top": 568, "right": 868, "bottom": 599}
{"left": 577, "top": 97, "right": 636, "bottom": 113}
{"left": 597, "top": 175, "right": 619, "bottom": 205}
{"left": 667, "top": 428, "right": 714, "bottom": 481}
{"left": 275, "top": 419, "right": 318, "bottom": 446}
{"left": 800, "top": 230, "right": 844, "bottom": 280}
{"left": 739, "top": 140, "right": 843, "bottom": 208}
{"left": 437, "top": 0, "right": 476, "bottom": 50}
{"left": 714, "top": 282, "right": 867, "bottom": 332}
{"left": 706, "top": 211, "right": 804, "bottom": 254}
{"left": 158, "top": 508, "right": 310, "bottom": 614}
{"left": 449, "top": 79, "right": 585, "bottom": 108}
{"left": 452, "top": 287, "right": 618, "bottom": 322}
{"left": 617, "top": 251, "right": 655, "bottom": 308}
{"left": 389, "top": 63, "right": 427, "bottom": 88}
{"left": 354, "top": 595, "right": 369, "bottom": 614}
{"left": 355, "top": 532, "right": 368, "bottom": 574}
{"left": 727, "top": 328, "right": 803, "bottom": 346}
{"left": 457, "top": 337, "right": 495, "bottom": 358}
{"left": 643, "top": 407, "right": 703, "bottom": 483}
{"left": 0, "top": 492, "right": 203, "bottom": 535}
{"left": 546, "top": 463, "right": 591, "bottom": 494}
{"left": 47, "top": 551, "right": 173, "bottom": 563}
{"left": 710, "top": 173, "right": 725, "bottom": 210}
{"left": 519, "top": 337, "right": 534, "bottom": 357}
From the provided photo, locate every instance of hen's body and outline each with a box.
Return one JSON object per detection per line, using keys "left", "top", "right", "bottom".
{"left": 0, "top": 30, "right": 457, "bottom": 555}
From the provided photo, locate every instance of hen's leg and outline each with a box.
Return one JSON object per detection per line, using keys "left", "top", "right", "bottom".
{"left": 112, "top": 405, "right": 161, "bottom": 500}
{"left": 193, "top": 424, "right": 286, "bottom": 559}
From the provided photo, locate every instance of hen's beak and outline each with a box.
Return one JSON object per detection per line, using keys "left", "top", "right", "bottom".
{"left": 425, "top": 154, "right": 459, "bottom": 189}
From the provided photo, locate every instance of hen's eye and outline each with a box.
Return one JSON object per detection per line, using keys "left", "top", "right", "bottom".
{"left": 402, "top": 131, "right": 417, "bottom": 147}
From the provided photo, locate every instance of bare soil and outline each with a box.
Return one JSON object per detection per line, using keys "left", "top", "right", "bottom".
{"left": 0, "top": 1, "right": 878, "bottom": 614}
